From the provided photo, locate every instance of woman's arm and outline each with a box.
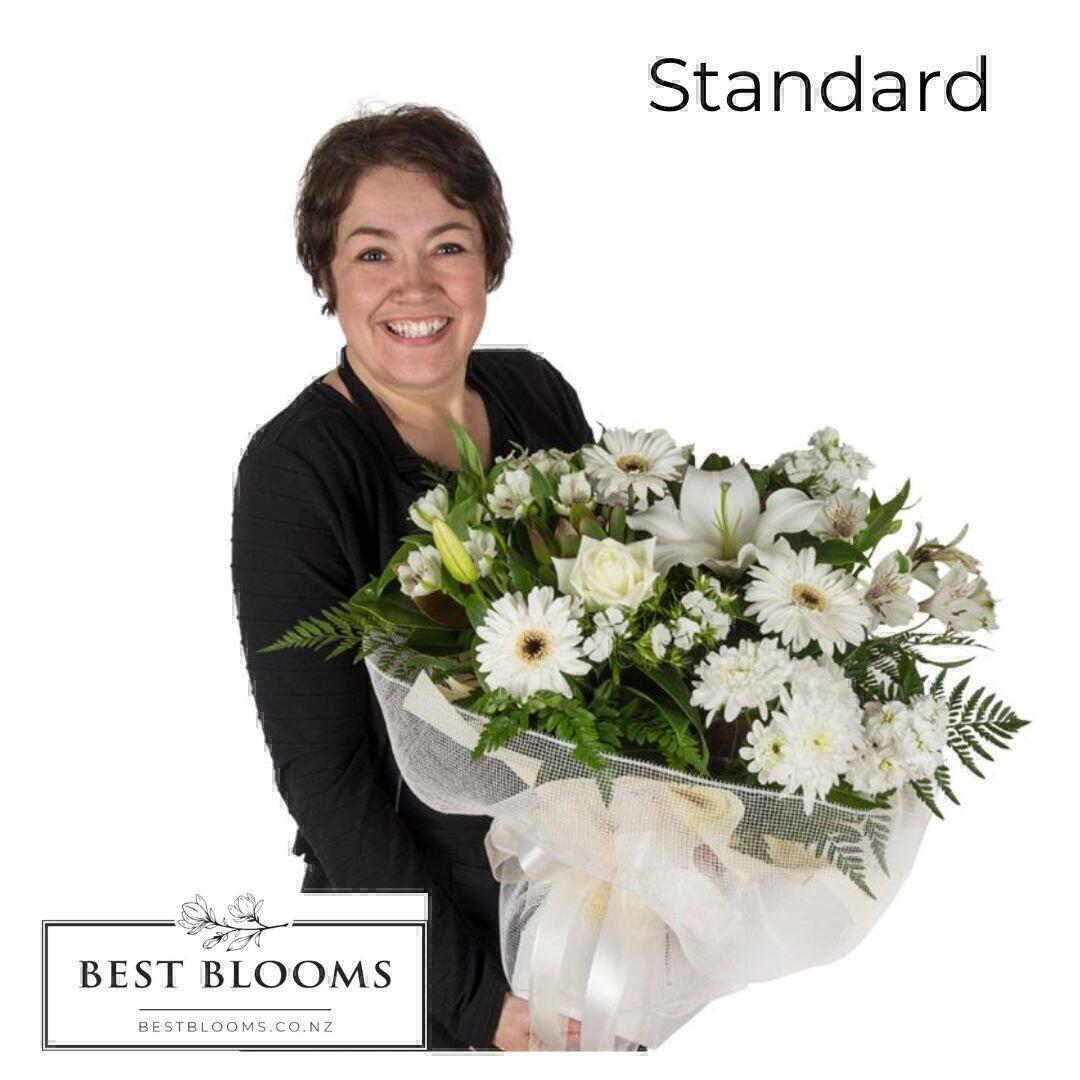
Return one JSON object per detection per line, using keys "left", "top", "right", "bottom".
{"left": 230, "top": 436, "right": 509, "bottom": 1048}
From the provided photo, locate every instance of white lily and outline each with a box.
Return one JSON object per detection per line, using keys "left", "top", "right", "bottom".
{"left": 625, "top": 462, "right": 821, "bottom": 577}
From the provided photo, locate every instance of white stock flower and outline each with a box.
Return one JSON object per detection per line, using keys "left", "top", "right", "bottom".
{"left": 487, "top": 468, "right": 535, "bottom": 521}
{"left": 774, "top": 427, "right": 874, "bottom": 497}
{"left": 845, "top": 695, "right": 948, "bottom": 796}
{"left": 918, "top": 565, "right": 998, "bottom": 631}
{"left": 650, "top": 624, "right": 672, "bottom": 659}
{"left": 862, "top": 551, "right": 917, "bottom": 629}
{"left": 809, "top": 488, "right": 870, "bottom": 542}
{"left": 408, "top": 484, "right": 451, "bottom": 532}
{"left": 625, "top": 462, "right": 822, "bottom": 577}
{"left": 475, "top": 585, "right": 591, "bottom": 700}
{"left": 463, "top": 528, "right": 498, "bottom": 578}
{"left": 551, "top": 534, "right": 660, "bottom": 613}
{"left": 690, "top": 637, "right": 795, "bottom": 726}
{"left": 581, "top": 427, "right": 692, "bottom": 505}
{"left": 395, "top": 546, "right": 442, "bottom": 597}
{"left": 744, "top": 539, "right": 871, "bottom": 657}
{"left": 581, "top": 606, "right": 630, "bottom": 663}
{"left": 552, "top": 469, "right": 595, "bottom": 516}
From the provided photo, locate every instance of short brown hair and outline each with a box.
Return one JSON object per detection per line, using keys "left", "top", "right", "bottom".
{"left": 294, "top": 103, "right": 512, "bottom": 316}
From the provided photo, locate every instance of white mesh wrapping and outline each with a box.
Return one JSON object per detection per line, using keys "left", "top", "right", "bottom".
{"left": 366, "top": 646, "right": 931, "bottom": 1050}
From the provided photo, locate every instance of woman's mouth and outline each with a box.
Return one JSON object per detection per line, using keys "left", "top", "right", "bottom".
{"left": 381, "top": 316, "right": 452, "bottom": 345}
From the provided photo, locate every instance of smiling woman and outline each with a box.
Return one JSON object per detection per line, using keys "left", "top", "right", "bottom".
{"left": 231, "top": 104, "right": 595, "bottom": 1053}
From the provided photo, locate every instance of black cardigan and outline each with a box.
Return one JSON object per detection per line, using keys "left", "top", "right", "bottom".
{"left": 230, "top": 346, "right": 595, "bottom": 1049}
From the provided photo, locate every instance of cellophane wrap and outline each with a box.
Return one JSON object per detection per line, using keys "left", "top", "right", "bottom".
{"left": 366, "top": 646, "right": 931, "bottom": 1051}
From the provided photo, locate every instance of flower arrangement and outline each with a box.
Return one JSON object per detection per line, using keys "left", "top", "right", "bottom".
{"left": 263, "top": 422, "right": 1026, "bottom": 823}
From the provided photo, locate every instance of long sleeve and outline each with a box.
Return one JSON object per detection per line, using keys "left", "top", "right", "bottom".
{"left": 230, "top": 435, "right": 508, "bottom": 1048}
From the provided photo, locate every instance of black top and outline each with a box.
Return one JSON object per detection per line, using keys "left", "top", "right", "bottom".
{"left": 230, "top": 346, "right": 594, "bottom": 1049}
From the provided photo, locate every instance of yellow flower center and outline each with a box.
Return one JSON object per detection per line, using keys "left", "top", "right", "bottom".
{"left": 516, "top": 629, "right": 551, "bottom": 664}
{"left": 791, "top": 583, "right": 828, "bottom": 611}
{"left": 616, "top": 453, "right": 650, "bottom": 474}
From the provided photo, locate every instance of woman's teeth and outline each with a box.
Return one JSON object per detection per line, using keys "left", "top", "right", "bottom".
{"left": 385, "top": 317, "right": 450, "bottom": 339}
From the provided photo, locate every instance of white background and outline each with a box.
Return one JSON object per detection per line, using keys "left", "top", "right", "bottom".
{"left": 5, "top": 0, "right": 1077, "bottom": 1074}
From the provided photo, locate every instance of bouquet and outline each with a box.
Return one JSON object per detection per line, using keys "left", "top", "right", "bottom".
{"left": 263, "top": 422, "right": 1027, "bottom": 1050}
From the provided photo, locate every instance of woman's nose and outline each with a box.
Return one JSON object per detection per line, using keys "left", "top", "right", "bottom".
{"left": 392, "top": 255, "right": 437, "bottom": 298}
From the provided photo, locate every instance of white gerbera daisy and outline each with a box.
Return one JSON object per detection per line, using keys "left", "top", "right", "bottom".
{"left": 581, "top": 427, "right": 691, "bottom": 505}
{"left": 690, "top": 637, "right": 795, "bottom": 726}
{"left": 744, "top": 539, "right": 871, "bottom": 657}
{"left": 475, "top": 585, "right": 591, "bottom": 700}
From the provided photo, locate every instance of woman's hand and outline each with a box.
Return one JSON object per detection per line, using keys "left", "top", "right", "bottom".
{"left": 492, "top": 991, "right": 581, "bottom": 1051}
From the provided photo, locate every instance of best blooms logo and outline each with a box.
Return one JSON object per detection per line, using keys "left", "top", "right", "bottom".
{"left": 42, "top": 889, "right": 427, "bottom": 1050}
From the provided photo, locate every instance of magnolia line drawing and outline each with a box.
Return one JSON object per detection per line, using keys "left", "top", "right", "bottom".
{"left": 176, "top": 893, "right": 289, "bottom": 950}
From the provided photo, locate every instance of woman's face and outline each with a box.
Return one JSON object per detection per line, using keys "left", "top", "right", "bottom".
{"left": 327, "top": 164, "right": 488, "bottom": 388}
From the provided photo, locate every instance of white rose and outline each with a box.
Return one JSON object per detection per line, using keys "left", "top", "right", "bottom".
{"left": 550, "top": 534, "right": 660, "bottom": 613}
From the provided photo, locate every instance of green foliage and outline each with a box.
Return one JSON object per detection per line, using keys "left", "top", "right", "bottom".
{"left": 929, "top": 674, "right": 1030, "bottom": 779}
{"left": 854, "top": 479, "right": 911, "bottom": 553}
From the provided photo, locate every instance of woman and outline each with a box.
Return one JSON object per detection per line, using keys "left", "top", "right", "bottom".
{"left": 230, "top": 104, "right": 594, "bottom": 1051}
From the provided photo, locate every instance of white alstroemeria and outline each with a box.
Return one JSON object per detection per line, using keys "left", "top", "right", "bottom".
{"left": 671, "top": 616, "right": 701, "bottom": 651}
{"left": 743, "top": 539, "right": 872, "bottom": 657}
{"left": 862, "top": 550, "right": 917, "bottom": 629}
{"left": 918, "top": 564, "right": 998, "bottom": 631}
{"left": 650, "top": 623, "right": 672, "bottom": 659}
{"left": 486, "top": 467, "right": 535, "bottom": 521}
{"left": 551, "top": 534, "right": 660, "bottom": 613}
{"left": 395, "top": 545, "right": 442, "bottom": 597}
{"left": 552, "top": 469, "right": 595, "bottom": 516}
{"left": 625, "top": 462, "right": 822, "bottom": 578}
{"left": 809, "top": 488, "right": 870, "bottom": 542}
{"left": 408, "top": 484, "right": 451, "bottom": 532}
{"left": 529, "top": 447, "right": 575, "bottom": 481}
{"left": 463, "top": 528, "right": 498, "bottom": 578}
{"left": 475, "top": 585, "right": 591, "bottom": 700}
{"left": 581, "top": 426, "right": 692, "bottom": 505}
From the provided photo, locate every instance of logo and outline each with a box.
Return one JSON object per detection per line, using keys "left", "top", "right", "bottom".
{"left": 43, "top": 890, "right": 427, "bottom": 1050}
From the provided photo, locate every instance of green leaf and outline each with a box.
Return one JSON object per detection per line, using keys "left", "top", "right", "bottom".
{"left": 854, "top": 479, "right": 910, "bottom": 553}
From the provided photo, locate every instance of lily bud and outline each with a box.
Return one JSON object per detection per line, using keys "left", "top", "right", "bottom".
{"left": 553, "top": 517, "right": 581, "bottom": 558}
{"left": 431, "top": 517, "right": 479, "bottom": 585}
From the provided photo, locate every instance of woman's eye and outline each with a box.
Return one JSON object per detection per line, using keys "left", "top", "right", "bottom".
{"left": 357, "top": 249, "right": 386, "bottom": 262}
{"left": 436, "top": 242, "right": 464, "bottom": 254}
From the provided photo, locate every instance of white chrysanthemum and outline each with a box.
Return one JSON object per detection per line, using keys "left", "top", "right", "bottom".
{"left": 862, "top": 550, "right": 917, "bottom": 629}
{"left": 475, "top": 585, "right": 591, "bottom": 700}
{"left": 395, "top": 545, "right": 442, "bottom": 597}
{"left": 690, "top": 637, "right": 795, "bottom": 726}
{"left": 740, "top": 717, "right": 789, "bottom": 779}
{"left": 809, "top": 488, "right": 870, "bottom": 542}
{"left": 487, "top": 468, "right": 535, "bottom": 521}
{"left": 463, "top": 528, "right": 498, "bottom": 578}
{"left": 581, "top": 427, "right": 691, "bottom": 505}
{"left": 408, "top": 484, "right": 451, "bottom": 532}
{"left": 744, "top": 539, "right": 871, "bottom": 657}
{"left": 650, "top": 624, "right": 672, "bottom": 659}
{"left": 750, "top": 680, "right": 865, "bottom": 814}
{"left": 552, "top": 469, "right": 595, "bottom": 517}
